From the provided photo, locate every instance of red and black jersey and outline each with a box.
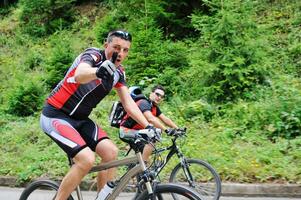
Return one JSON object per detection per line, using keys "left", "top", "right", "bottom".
{"left": 45, "top": 47, "right": 126, "bottom": 119}
{"left": 120, "top": 99, "right": 162, "bottom": 129}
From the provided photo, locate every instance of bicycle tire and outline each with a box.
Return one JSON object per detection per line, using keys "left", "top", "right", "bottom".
{"left": 19, "top": 179, "right": 74, "bottom": 200}
{"left": 169, "top": 159, "right": 221, "bottom": 200}
{"left": 135, "top": 183, "right": 203, "bottom": 200}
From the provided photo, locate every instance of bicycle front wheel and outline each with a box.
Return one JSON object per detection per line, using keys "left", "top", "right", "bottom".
{"left": 135, "top": 183, "right": 203, "bottom": 200}
{"left": 19, "top": 179, "right": 74, "bottom": 200}
{"left": 169, "top": 159, "right": 221, "bottom": 200}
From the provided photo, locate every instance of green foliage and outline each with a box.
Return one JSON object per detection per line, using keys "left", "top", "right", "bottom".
{"left": 261, "top": 79, "right": 301, "bottom": 140}
{"left": 191, "top": 0, "right": 270, "bottom": 102}
{"left": 254, "top": 0, "right": 301, "bottom": 76}
{"left": 44, "top": 32, "right": 75, "bottom": 89}
{"left": 0, "top": 1, "right": 17, "bottom": 16}
{"left": 181, "top": 99, "right": 215, "bottom": 122}
{"left": 154, "top": 0, "right": 205, "bottom": 39}
{"left": 4, "top": 77, "right": 45, "bottom": 116}
{"left": 19, "top": 0, "right": 76, "bottom": 37}
{"left": 214, "top": 77, "right": 301, "bottom": 140}
{"left": 94, "top": 11, "right": 123, "bottom": 44}
{"left": 126, "top": 20, "right": 189, "bottom": 88}
{"left": 24, "top": 46, "right": 45, "bottom": 70}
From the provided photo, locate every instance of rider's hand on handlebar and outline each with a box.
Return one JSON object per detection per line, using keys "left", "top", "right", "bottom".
{"left": 165, "top": 127, "right": 187, "bottom": 136}
{"left": 142, "top": 125, "right": 162, "bottom": 142}
{"left": 145, "top": 124, "right": 156, "bottom": 133}
{"left": 165, "top": 128, "right": 177, "bottom": 136}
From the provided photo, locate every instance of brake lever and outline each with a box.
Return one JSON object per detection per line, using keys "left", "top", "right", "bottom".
{"left": 154, "top": 133, "right": 162, "bottom": 142}
{"left": 177, "top": 127, "right": 187, "bottom": 137}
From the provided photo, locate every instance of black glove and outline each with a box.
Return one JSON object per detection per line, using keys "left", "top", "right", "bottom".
{"left": 165, "top": 128, "right": 177, "bottom": 136}
{"left": 96, "top": 60, "right": 116, "bottom": 80}
{"left": 96, "top": 60, "right": 116, "bottom": 91}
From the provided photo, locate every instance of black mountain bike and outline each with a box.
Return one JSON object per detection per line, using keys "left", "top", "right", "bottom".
{"left": 132, "top": 128, "right": 221, "bottom": 200}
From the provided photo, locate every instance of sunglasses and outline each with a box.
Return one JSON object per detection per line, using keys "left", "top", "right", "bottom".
{"left": 155, "top": 92, "right": 165, "bottom": 98}
{"left": 109, "top": 31, "right": 132, "bottom": 42}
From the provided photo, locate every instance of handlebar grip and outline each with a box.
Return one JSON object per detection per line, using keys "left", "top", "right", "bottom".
{"left": 119, "top": 128, "right": 162, "bottom": 144}
{"left": 138, "top": 128, "right": 162, "bottom": 142}
{"left": 119, "top": 129, "right": 137, "bottom": 140}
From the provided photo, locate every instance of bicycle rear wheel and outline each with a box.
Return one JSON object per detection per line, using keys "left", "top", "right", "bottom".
{"left": 135, "top": 183, "right": 203, "bottom": 200}
{"left": 169, "top": 159, "right": 221, "bottom": 200}
{"left": 19, "top": 179, "right": 74, "bottom": 200}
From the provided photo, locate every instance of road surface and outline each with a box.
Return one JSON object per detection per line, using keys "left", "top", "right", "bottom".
{"left": 2, "top": 186, "right": 300, "bottom": 200}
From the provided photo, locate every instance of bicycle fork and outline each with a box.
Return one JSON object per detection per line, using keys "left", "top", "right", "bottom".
{"left": 179, "top": 156, "right": 196, "bottom": 187}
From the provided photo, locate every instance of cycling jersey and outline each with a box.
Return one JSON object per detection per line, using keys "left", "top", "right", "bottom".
{"left": 120, "top": 98, "right": 162, "bottom": 130}
{"left": 45, "top": 47, "right": 126, "bottom": 120}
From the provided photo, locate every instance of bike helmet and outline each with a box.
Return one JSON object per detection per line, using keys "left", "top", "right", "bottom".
{"left": 129, "top": 86, "right": 142, "bottom": 98}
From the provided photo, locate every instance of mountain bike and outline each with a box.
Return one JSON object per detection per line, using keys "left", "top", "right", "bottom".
{"left": 130, "top": 128, "right": 221, "bottom": 200}
{"left": 19, "top": 129, "right": 203, "bottom": 200}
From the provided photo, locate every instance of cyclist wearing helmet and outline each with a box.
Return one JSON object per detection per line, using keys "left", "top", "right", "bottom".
{"left": 40, "top": 29, "right": 155, "bottom": 200}
{"left": 120, "top": 85, "right": 178, "bottom": 161}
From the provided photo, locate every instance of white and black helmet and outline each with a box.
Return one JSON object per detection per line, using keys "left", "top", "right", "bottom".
{"left": 129, "top": 86, "right": 142, "bottom": 98}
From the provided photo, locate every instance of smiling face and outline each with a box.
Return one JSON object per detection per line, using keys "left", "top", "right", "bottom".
{"left": 104, "top": 36, "right": 131, "bottom": 66}
{"left": 149, "top": 88, "right": 165, "bottom": 105}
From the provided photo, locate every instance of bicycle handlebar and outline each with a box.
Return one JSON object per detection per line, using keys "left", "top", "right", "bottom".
{"left": 165, "top": 127, "right": 187, "bottom": 137}
{"left": 132, "top": 128, "right": 162, "bottom": 144}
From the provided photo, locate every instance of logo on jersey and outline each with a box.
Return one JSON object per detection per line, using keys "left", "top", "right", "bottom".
{"left": 67, "top": 77, "right": 76, "bottom": 83}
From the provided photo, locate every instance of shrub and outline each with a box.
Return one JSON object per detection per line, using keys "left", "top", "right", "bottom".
{"left": 125, "top": 19, "right": 189, "bottom": 89}
{"left": 154, "top": 0, "right": 204, "bottom": 39}
{"left": 216, "top": 77, "right": 301, "bottom": 140}
{"left": 94, "top": 11, "right": 121, "bottom": 45}
{"left": 24, "top": 46, "right": 45, "bottom": 70}
{"left": 5, "top": 78, "right": 45, "bottom": 116}
{"left": 19, "top": 0, "right": 76, "bottom": 37}
{"left": 264, "top": 85, "right": 301, "bottom": 140}
{"left": 182, "top": 99, "right": 215, "bottom": 122}
{"left": 0, "top": 0, "right": 17, "bottom": 16}
{"left": 44, "top": 32, "right": 75, "bottom": 89}
{"left": 191, "top": 0, "right": 270, "bottom": 102}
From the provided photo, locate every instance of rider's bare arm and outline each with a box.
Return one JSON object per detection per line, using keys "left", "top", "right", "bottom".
{"left": 143, "top": 111, "right": 167, "bottom": 130}
{"left": 158, "top": 113, "right": 178, "bottom": 129}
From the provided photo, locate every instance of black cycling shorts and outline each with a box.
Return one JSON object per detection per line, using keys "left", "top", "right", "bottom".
{"left": 40, "top": 104, "right": 109, "bottom": 158}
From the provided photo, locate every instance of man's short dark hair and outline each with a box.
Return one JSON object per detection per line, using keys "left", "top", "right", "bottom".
{"left": 152, "top": 85, "right": 165, "bottom": 93}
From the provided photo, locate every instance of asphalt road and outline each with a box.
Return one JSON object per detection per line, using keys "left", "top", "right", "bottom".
{"left": 3, "top": 186, "right": 300, "bottom": 200}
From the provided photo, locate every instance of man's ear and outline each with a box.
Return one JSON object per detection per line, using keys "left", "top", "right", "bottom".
{"left": 104, "top": 42, "right": 108, "bottom": 48}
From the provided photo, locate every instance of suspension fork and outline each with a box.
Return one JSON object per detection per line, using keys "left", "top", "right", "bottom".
{"left": 177, "top": 148, "right": 196, "bottom": 187}
{"left": 181, "top": 161, "right": 196, "bottom": 187}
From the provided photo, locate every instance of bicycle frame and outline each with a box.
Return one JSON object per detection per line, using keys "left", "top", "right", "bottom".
{"left": 72, "top": 151, "right": 150, "bottom": 200}
{"left": 152, "top": 136, "right": 186, "bottom": 177}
